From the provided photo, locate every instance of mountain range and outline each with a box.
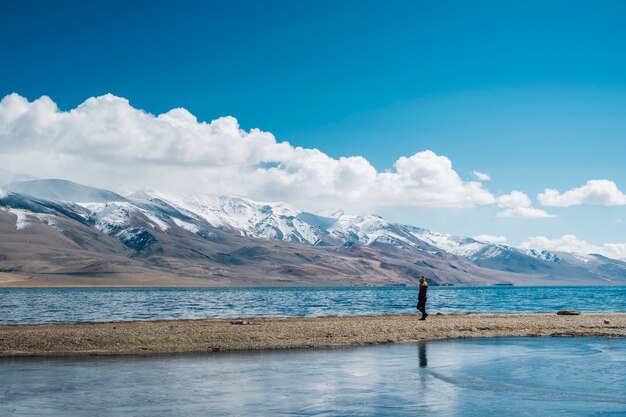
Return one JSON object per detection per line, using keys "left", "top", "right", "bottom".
{"left": 1, "top": 177, "right": 625, "bottom": 287}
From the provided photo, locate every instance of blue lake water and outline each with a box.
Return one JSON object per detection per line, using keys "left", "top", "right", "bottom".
{"left": 1, "top": 337, "right": 625, "bottom": 416}
{"left": 1, "top": 286, "right": 625, "bottom": 324}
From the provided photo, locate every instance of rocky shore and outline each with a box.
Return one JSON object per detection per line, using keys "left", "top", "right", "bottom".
{"left": 1, "top": 313, "right": 625, "bottom": 357}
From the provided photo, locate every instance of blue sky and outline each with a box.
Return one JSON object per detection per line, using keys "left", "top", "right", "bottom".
{"left": 1, "top": 0, "right": 625, "bottom": 254}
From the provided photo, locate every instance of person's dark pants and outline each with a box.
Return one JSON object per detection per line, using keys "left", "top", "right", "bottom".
{"left": 417, "top": 298, "right": 427, "bottom": 316}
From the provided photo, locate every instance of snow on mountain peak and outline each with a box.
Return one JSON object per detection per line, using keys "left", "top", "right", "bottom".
{"left": 122, "top": 192, "right": 509, "bottom": 254}
{"left": 81, "top": 202, "right": 132, "bottom": 234}
{"left": 326, "top": 212, "right": 391, "bottom": 243}
{"left": 526, "top": 248, "right": 561, "bottom": 263}
{"left": 4, "top": 180, "right": 623, "bottom": 267}
{"left": 130, "top": 190, "right": 322, "bottom": 244}
{"left": 413, "top": 229, "right": 486, "bottom": 257}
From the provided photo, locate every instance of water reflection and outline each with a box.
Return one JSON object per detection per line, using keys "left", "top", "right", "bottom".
{"left": 418, "top": 342, "right": 428, "bottom": 368}
{"left": 1, "top": 338, "right": 625, "bottom": 416}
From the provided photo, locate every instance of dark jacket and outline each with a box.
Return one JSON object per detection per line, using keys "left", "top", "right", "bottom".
{"left": 418, "top": 284, "right": 428, "bottom": 300}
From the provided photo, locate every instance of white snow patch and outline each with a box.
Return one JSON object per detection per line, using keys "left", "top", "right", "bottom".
{"left": 173, "top": 218, "right": 199, "bottom": 233}
{"left": 133, "top": 190, "right": 323, "bottom": 243}
{"left": 143, "top": 212, "right": 170, "bottom": 231}
{"left": 33, "top": 213, "right": 64, "bottom": 232}
{"left": 293, "top": 218, "right": 321, "bottom": 244}
{"left": 7, "top": 209, "right": 31, "bottom": 230}
{"left": 478, "top": 245, "right": 505, "bottom": 258}
{"left": 116, "top": 228, "right": 144, "bottom": 240}
{"left": 575, "top": 256, "right": 590, "bottom": 263}
{"left": 81, "top": 201, "right": 169, "bottom": 233}
{"left": 80, "top": 202, "right": 131, "bottom": 234}
{"left": 2, "top": 208, "right": 63, "bottom": 232}
{"left": 367, "top": 232, "right": 409, "bottom": 248}
{"left": 411, "top": 229, "right": 486, "bottom": 257}
{"left": 327, "top": 213, "right": 387, "bottom": 241}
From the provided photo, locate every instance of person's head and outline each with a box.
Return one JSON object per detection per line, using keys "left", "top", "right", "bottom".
{"left": 419, "top": 276, "right": 425, "bottom": 283}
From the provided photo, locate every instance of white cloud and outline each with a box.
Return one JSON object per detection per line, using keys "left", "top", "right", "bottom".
{"left": 520, "top": 235, "right": 626, "bottom": 261}
{"left": 0, "top": 93, "right": 497, "bottom": 211}
{"left": 471, "top": 170, "right": 491, "bottom": 181}
{"left": 497, "top": 190, "right": 532, "bottom": 209}
{"left": 474, "top": 234, "right": 507, "bottom": 243}
{"left": 498, "top": 207, "right": 556, "bottom": 219}
{"left": 496, "top": 191, "right": 555, "bottom": 219}
{"left": 538, "top": 180, "right": 626, "bottom": 207}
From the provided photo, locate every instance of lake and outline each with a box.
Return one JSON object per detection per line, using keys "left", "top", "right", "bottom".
{"left": 1, "top": 337, "right": 625, "bottom": 416}
{"left": 1, "top": 286, "right": 625, "bottom": 324}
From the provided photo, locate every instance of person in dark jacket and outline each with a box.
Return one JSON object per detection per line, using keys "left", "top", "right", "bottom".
{"left": 417, "top": 276, "right": 428, "bottom": 320}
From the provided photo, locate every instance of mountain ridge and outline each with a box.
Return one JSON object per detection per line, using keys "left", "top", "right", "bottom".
{"left": 1, "top": 178, "right": 625, "bottom": 287}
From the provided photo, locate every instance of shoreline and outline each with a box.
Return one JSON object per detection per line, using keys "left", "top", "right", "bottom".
{"left": 2, "top": 273, "right": 625, "bottom": 288}
{"left": 3, "top": 282, "right": 625, "bottom": 289}
{"left": 1, "top": 313, "right": 625, "bottom": 357}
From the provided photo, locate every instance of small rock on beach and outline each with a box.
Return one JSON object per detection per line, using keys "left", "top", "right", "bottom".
{"left": 556, "top": 310, "right": 581, "bottom": 316}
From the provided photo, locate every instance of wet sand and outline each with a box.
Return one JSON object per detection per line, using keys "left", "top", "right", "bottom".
{"left": 1, "top": 313, "right": 625, "bottom": 357}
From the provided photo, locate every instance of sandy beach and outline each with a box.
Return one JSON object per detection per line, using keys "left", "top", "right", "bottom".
{"left": 1, "top": 313, "right": 625, "bottom": 357}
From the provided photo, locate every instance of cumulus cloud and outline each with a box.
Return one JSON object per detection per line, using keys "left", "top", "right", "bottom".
{"left": 0, "top": 93, "right": 496, "bottom": 211}
{"left": 520, "top": 235, "right": 626, "bottom": 261}
{"left": 538, "top": 180, "right": 626, "bottom": 207}
{"left": 496, "top": 191, "right": 555, "bottom": 219}
{"left": 471, "top": 170, "right": 491, "bottom": 181}
{"left": 474, "top": 234, "right": 507, "bottom": 243}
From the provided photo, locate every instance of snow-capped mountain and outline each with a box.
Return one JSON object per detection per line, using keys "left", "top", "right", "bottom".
{"left": 0, "top": 179, "right": 593, "bottom": 262}
{"left": 132, "top": 190, "right": 450, "bottom": 253}
{"left": 2, "top": 178, "right": 626, "bottom": 286}
{"left": 131, "top": 190, "right": 325, "bottom": 245}
{"left": 134, "top": 190, "right": 427, "bottom": 250}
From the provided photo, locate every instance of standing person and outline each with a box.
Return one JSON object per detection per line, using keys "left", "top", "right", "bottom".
{"left": 416, "top": 276, "right": 428, "bottom": 320}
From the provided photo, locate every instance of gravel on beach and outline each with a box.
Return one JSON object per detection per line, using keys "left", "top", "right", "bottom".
{"left": 1, "top": 313, "right": 625, "bottom": 357}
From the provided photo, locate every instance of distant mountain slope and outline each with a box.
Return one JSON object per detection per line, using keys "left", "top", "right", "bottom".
{"left": 137, "top": 190, "right": 626, "bottom": 282}
{"left": 5, "top": 179, "right": 127, "bottom": 203}
{"left": 1, "top": 179, "right": 626, "bottom": 286}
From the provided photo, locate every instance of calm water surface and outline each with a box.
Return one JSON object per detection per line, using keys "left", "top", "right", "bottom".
{"left": 1, "top": 337, "right": 625, "bottom": 416}
{"left": 1, "top": 286, "right": 625, "bottom": 324}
